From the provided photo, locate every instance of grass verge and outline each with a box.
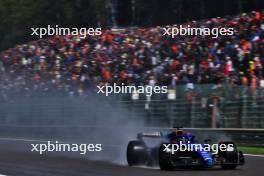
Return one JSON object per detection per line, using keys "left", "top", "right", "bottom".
{"left": 238, "top": 146, "right": 264, "bottom": 155}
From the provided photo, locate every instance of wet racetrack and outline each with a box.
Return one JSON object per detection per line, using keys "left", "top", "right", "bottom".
{"left": 0, "top": 139, "right": 263, "bottom": 176}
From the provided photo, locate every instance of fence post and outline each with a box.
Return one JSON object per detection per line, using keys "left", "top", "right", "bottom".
{"left": 241, "top": 93, "right": 247, "bottom": 128}
{"left": 211, "top": 96, "right": 219, "bottom": 128}
{"left": 190, "top": 96, "right": 195, "bottom": 128}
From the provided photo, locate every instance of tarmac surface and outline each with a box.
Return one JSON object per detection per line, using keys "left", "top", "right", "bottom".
{"left": 0, "top": 138, "right": 263, "bottom": 176}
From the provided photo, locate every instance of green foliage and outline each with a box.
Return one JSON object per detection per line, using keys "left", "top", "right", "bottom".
{"left": 0, "top": 0, "right": 262, "bottom": 50}
{"left": 0, "top": 0, "right": 110, "bottom": 50}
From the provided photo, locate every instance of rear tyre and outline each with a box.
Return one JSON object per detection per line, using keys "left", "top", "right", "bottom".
{"left": 127, "top": 140, "right": 147, "bottom": 166}
{"left": 218, "top": 142, "right": 238, "bottom": 170}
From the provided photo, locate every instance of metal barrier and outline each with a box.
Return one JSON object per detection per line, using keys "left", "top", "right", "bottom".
{"left": 0, "top": 84, "right": 263, "bottom": 144}
{"left": 184, "top": 128, "right": 264, "bottom": 146}
{"left": 116, "top": 98, "right": 264, "bottom": 128}
{"left": 0, "top": 89, "right": 264, "bottom": 129}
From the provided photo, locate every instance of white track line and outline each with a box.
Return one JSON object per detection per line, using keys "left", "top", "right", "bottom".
{"left": 244, "top": 154, "right": 264, "bottom": 157}
{"left": 0, "top": 137, "right": 47, "bottom": 143}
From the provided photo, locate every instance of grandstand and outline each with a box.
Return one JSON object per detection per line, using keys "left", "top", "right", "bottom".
{"left": 0, "top": 10, "right": 264, "bottom": 99}
{"left": 0, "top": 10, "right": 263, "bottom": 128}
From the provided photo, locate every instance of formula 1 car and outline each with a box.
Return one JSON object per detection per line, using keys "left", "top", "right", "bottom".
{"left": 127, "top": 128, "right": 244, "bottom": 170}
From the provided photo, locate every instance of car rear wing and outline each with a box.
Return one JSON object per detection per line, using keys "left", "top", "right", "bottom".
{"left": 137, "top": 132, "right": 162, "bottom": 140}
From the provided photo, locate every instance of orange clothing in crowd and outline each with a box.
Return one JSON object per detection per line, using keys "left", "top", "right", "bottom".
{"left": 102, "top": 68, "right": 111, "bottom": 81}
{"left": 249, "top": 61, "right": 255, "bottom": 75}
{"left": 241, "top": 76, "right": 248, "bottom": 86}
{"left": 242, "top": 40, "right": 250, "bottom": 51}
{"left": 171, "top": 45, "right": 178, "bottom": 53}
{"left": 251, "top": 76, "right": 257, "bottom": 88}
{"left": 256, "top": 11, "right": 261, "bottom": 20}
{"left": 106, "top": 34, "right": 114, "bottom": 42}
{"left": 251, "top": 76, "right": 257, "bottom": 95}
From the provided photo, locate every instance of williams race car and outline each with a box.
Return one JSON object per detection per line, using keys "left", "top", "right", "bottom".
{"left": 127, "top": 128, "right": 244, "bottom": 170}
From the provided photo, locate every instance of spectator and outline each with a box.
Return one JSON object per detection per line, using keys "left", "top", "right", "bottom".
{"left": 0, "top": 11, "right": 264, "bottom": 98}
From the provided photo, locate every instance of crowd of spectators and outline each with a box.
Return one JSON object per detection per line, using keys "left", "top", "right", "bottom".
{"left": 0, "top": 10, "right": 264, "bottom": 98}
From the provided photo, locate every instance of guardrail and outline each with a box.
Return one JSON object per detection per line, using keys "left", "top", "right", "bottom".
{"left": 0, "top": 95, "right": 263, "bottom": 146}
{"left": 140, "top": 127, "right": 264, "bottom": 146}
{"left": 0, "top": 125, "right": 262, "bottom": 146}
{"left": 184, "top": 128, "right": 264, "bottom": 146}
